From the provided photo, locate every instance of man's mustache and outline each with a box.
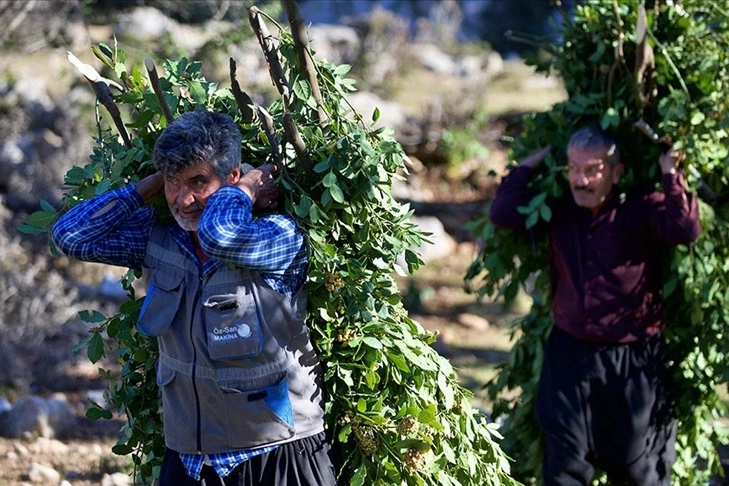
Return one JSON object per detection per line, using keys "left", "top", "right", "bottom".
{"left": 573, "top": 185, "right": 593, "bottom": 193}
{"left": 173, "top": 202, "right": 204, "bottom": 212}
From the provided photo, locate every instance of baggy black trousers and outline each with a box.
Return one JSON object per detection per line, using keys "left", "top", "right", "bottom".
{"left": 158, "top": 431, "right": 340, "bottom": 486}
{"left": 536, "top": 327, "right": 677, "bottom": 486}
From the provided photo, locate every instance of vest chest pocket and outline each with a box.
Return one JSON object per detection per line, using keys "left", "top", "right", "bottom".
{"left": 138, "top": 268, "right": 185, "bottom": 336}
{"left": 203, "top": 287, "right": 262, "bottom": 361}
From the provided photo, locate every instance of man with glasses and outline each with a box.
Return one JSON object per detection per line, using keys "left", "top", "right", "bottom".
{"left": 489, "top": 126, "right": 701, "bottom": 485}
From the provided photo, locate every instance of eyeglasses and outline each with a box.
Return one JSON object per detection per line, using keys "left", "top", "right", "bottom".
{"left": 566, "top": 162, "right": 605, "bottom": 179}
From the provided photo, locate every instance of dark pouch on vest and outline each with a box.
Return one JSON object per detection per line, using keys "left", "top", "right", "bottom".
{"left": 203, "top": 288, "right": 262, "bottom": 360}
{"left": 138, "top": 270, "right": 184, "bottom": 336}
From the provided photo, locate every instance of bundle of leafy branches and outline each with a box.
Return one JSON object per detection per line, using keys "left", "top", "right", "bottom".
{"left": 465, "top": 1, "right": 729, "bottom": 484}
{"left": 24, "top": 1, "right": 517, "bottom": 485}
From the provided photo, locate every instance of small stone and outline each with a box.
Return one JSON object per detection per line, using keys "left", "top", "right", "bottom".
{"left": 456, "top": 313, "right": 490, "bottom": 330}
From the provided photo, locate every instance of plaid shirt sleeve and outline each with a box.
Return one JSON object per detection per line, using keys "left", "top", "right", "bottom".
{"left": 51, "top": 185, "right": 154, "bottom": 271}
{"left": 197, "top": 186, "right": 308, "bottom": 295}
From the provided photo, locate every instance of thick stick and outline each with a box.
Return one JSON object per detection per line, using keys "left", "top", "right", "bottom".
{"left": 283, "top": 112, "right": 313, "bottom": 172}
{"left": 282, "top": 0, "right": 328, "bottom": 126}
{"left": 67, "top": 51, "right": 132, "bottom": 147}
{"left": 249, "top": 6, "right": 290, "bottom": 102}
{"left": 145, "top": 58, "right": 175, "bottom": 123}
{"left": 257, "top": 106, "right": 283, "bottom": 164}
{"left": 229, "top": 58, "right": 256, "bottom": 122}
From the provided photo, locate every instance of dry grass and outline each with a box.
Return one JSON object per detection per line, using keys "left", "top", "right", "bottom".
{"left": 387, "top": 60, "right": 566, "bottom": 119}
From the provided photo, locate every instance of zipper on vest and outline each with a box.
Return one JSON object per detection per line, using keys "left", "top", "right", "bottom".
{"left": 190, "top": 280, "right": 203, "bottom": 452}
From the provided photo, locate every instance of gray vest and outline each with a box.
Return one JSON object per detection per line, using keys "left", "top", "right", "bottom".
{"left": 137, "top": 225, "right": 325, "bottom": 454}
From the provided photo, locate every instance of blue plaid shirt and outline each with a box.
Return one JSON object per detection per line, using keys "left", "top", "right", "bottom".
{"left": 52, "top": 183, "right": 308, "bottom": 479}
{"left": 180, "top": 447, "right": 278, "bottom": 480}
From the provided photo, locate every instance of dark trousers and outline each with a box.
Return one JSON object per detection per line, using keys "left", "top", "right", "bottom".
{"left": 158, "top": 432, "right": 340, "bottom": 486}
{"left": 536, "top": 327, "right": 676, "bottom": 486}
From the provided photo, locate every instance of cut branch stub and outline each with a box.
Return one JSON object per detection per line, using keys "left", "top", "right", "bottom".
{"left": 67, "top": 51, "right": 132, "bottom": 147}
{"left": 145, "top": 58, "right": 175, "bottom": 123}
{"left": 229, "top": 58, "right": 256, "bottom": 122}
{"left": 249, "top": 6, "right": 291, "bottom": 104}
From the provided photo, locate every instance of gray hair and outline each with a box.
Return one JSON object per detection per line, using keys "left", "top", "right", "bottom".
{"left": 566, "top": 126, "right": 621, "bottom": 167}
{"left": 153, "top": 110, "right": 242, "bottom": 179}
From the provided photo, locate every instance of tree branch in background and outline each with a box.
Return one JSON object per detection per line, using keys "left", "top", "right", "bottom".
{"left": 229, "top": 58, "right": 255, "bottom": 122}
{"left": 67, "top": 51, "right": 131, "bottom": 148}
{"left": 145, "top": 58, "right": 175, "bottom": 123}
{"left": 282, "top": 0, "right": 328, "bottom": 126}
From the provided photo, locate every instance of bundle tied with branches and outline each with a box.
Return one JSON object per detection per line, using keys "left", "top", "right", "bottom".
{"left": 25, "top": 1, "right": 518, "bottom": 485}
{"left": 465, "top": 1, "right": 729, "bottom": 484}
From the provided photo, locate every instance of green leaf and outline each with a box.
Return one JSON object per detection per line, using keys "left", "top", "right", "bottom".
{"left": 308, "top": 204, "right": 320, "bottom": 223}
{"left": 86, "top": 405, "right": 112, "bottom": 420}
{"left": 79, "top": 310, "right": 107, "bottom": 323}
{"left": 87, "top": 333, "right": 106, "bottom": 363}
{"left": 363, "top": 336, "right": 383, "bottom": 349}
{"left": 293, "top": 79, "right": 312, "bottom": 102}
{"left": 418, "top": 403, "right": 437, "bottom": 424}
{"left": 372, "top": 107, "right": 381, "bottom": 123}
{"left": 350, "top": 465, "right": 367, "bottom": 486}
{"left": 112, "top": 444, "right": 134, "bottom": 455}
{"left": 322, "top": 171, "right": 337, "bottom": 188}
{"left": 313, "top": 157, "right": 332, "bottom": 173}
{"left": 600, "top": 107, "right": 620, "bottom": 129}
{"left": 539, "top": 204, "right": 552, "bottom": 222}
{"left": 295, "top": 195, "right": 312, "bottom": 218}
{"left": 73, "top": 334, "right": 94, "bottom": 354}
{"left": 19, "top": 210, "right": 56, "bottom": 233}
{"left": 187, "top": 80, "right": 207, "bottom": 106}
{"left": 329, "top": 184, "right": 345, "bottom": 203}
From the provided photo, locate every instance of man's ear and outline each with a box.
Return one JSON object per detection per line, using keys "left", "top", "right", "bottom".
{"left": 227, "top": 166, "right": 241, "bottom": 185}
{"left": 612, "top": 163, "right": 624, "bottom": 184}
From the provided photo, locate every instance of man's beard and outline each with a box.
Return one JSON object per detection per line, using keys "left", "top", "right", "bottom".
{"left": 171, "top": 203, "right": 203, "bottom": 231}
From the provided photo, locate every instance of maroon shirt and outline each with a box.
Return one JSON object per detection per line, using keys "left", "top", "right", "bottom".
{"left": 489, "top": 166, "right": 701, "bottom": 344}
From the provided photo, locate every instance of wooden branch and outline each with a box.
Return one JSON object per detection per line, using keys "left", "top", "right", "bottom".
{"left": 144, "top": 58, "right": 175, "bottom": 123}
{"left": 283, "top": 111, "right": 313, "bottom": 172}
{"left": 229, "top": 58, "right": 256, "bottom": 122}
{"left": 633, "top": 4, "right": 654, "bottom": 110}
{"left": 257, "top": 106, "right": 283, "bottom": 164}
{"left": 249, "top": 6, "right": 290, "bottom": 103}
{"left": 67, "top": 51, "right": 132, "bottom": 147}
{"left": 282, "top": 0, "right": 328, "bottom": 126}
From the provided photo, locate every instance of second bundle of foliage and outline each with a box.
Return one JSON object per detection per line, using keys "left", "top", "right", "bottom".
{"left": 465, "top": 1, "right": 729, "bottom": 484}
